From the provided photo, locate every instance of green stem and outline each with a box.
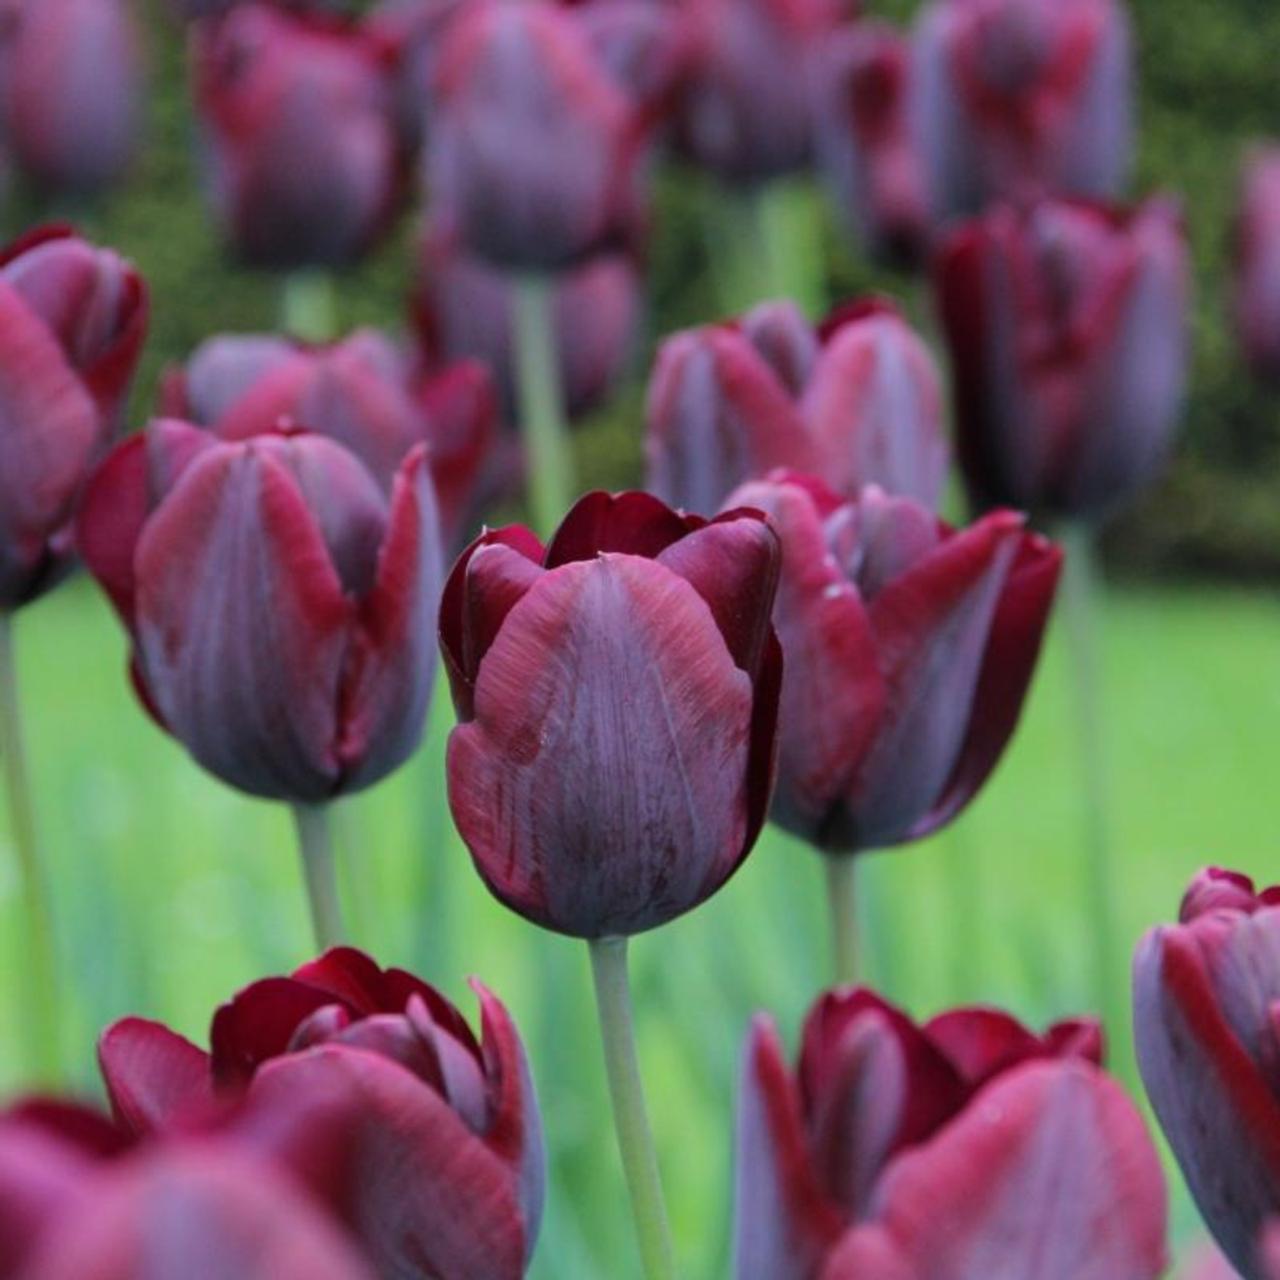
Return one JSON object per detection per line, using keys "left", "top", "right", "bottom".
{"left": 588, "top": 937, "right": 678, "bottom": 1280}
{"left": 291, "top": 803, "right": 345, "bottom": 951}
{"left": 512, "top": 275, "right": 573, "bottom": 536}
{"left": 825, "top": 855, "right": 859, "bottom": 987}
{"left": 0, "top": 612, "right": 60, "bottom": 1080}
{"left": 942, "top": 821, "right": 982, "bottom": 1003}
{"left": 280, "top": 271, "right": 338, "bottom": 343}
{"left": 753, "top": 180, "right": 825, "bottom": 318}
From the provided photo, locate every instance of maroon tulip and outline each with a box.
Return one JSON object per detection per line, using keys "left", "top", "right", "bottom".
{"left": 414, "top": 223, "right": 641, "bottom": 423}
{"left": 912, "top": 0, "right": 1133, "bottom": 224}
{"left": 440, "top": 490, "right": 782, "bottom": 938}
{"left": 1133, "top": 867, "right": 1280, "bottom": 1279}
{"left": 160, "top": 327, "right": 496, "bottom": 539}
{"left": 936, "top": 196, "right": 1190, "bottom": 522}
{"left": 0, "top": 0, "right": 143, "bottom": 195}
{"left": 736, "top": 986, "right": 1166, "bottom": 1280}
{"left": 77, "top": 423, "right": 441, "bottom": 801}
{"left": 97, "top": 947, "right": 544, "bottom": 1279}
{"left": 814, "top": 22, "right": 929, "bottom": 267}
{"left": 192, "top": 5, "right": 401, "bottom": 269}
{"left": 1233, "top": 148, "right": 1280, "bottom": 383}
{"left": 647, "top": 296, "right": 948, "bottom": 522}
{"left": 725, "top": 472, "right": 1059, "bottom": 851}
{"left": 0, "top": 226, "right": 148, "bottom": 610}
{"left": 427, "top": 0, "right": 647, "bottom": 271}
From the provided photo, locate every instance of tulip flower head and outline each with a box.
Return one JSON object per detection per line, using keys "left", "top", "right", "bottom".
{"left": 440, "top": 491, "right": 783, "bottom": 938}
{"left": 1233, "top": 148, "right": 1280, "bottom": 384}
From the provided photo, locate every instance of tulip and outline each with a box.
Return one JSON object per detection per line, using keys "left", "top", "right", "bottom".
{"left": 0, "top": 0, "right": 143, "bottom": 196}
{"left": 1133, "top": 867, "right": 1280, "bottom": 1279}
{"left": 912, "top": 0, "right": 1134, "bottom": 225}
{"left": 160, "top": 327, "right": 496, "bottom": 540}
{"left": 97, "top": 947, "right": 544, "bottom": 1279}
{"left": 191, "top": 5, "right": 401, "bottom": 270}
{"left": 1233, "top": 148, "right": 1280, "bottom": 384}
{"left": 736, "top": 986, "right": 1167, "bottom": 1280}
{"left": 935, "top": 196, "right": 1190, "bottom": 523}
{"left": 647, "top": 297, "right": 948, "bottom": 518}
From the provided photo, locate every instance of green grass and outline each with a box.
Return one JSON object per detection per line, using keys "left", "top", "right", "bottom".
{"left": 3, "top": 572, "right": 1274, "bottom": 1275}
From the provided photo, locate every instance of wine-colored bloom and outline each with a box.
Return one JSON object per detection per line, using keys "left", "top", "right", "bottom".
{"left": 414, "top": 223, "right": 641, "bottom": 423}
{"left": 0, "top": 226, "right": 148, "bottom": 610}
{"left": 427, "top": 0, "right": 647, "bottom": 271}
{"left": 725, "top": 472, "right": 1059, "bottom": 852}
{"left": 912, "top": 0, "right": 1133, "bottom": 224}
{"left": 1233, "top": 148, "right": 1280, "bottom": 384}
{"left": 440, "top": 490, "right": 782, "bottom": 938}
{"left": 191, "top": 5, "right": 401, "bottom": 269}
{"left": 96, "top": 947, "right": 544, "bottom": 1280}
{"left": 160, "top": 328, "right": 496, "bottom": 538}
{"left": 935, "top": 197, "right": 1190, "bottom": 522}
{"left": 77, "top": 423, "right": 441, "bottom": 802}
{"left": 736, "top": 987, "right": 1166, "bottom": 1280}
{"left": 1133, "top": 867, "right": 1280, "bottom": 1279}
{"left": 814, "top": 22, "right": 928, "bottom": 267}
{"left": 647, "top": 297, "right": 948, "bottom": 520}
{"left": 0, "top": 0, "right": 143, "bottom": 195}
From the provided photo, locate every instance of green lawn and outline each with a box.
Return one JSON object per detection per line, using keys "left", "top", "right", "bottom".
{"left": 3, "top": 571, "right": 1274, "bottom": 1275}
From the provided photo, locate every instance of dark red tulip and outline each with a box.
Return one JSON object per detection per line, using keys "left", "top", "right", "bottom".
{"left": 725, "top": 472, "right": 1059, "bottom": 852}
{"left": 912, "top": 0, "right": 1133, "bottom": 224}
{"left": 1233, "top": 148, "right": 1280, "bottom": 384}
{"left": 0, "top": 0, "right": 143, "bottom": 195}
{"left": 736, "top": 986, "right": 1166, "bottom": 1280}
{"left": 414, "top": 223, "right": 641, "bottom": 423}
{"left": 192, "top": 5, "right": 401, "bottom": 269}
{"left": 440, "top": 491, "right": 782, "bottom": 938}
{"left": 97, "top": 947, "right": 544, "bottom": 1279}
{"left": 1134, "top": 867, "right": 1280, "bottom": 1279}
{"left": 936, "top": 197, "right": 1190, "bottom": 522}
{"left": 0, "top": 226, "right": 148, "bottom": 610}
{"left": 77, "top": 424, "right": 441, "bottom": 801}
{"left": 160, "top": 327, "right": 496, "bottom": 539}
{"left": 814, "top": 22, "right": 929, "bottom": 267}
{"left": 427, "top": 0, "right": 648, "bottom": 271}
{"left": 647, "top": 297, "right": 948, "bottom": 521}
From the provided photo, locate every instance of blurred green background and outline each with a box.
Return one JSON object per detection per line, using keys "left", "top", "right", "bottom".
{"left": 1, "top": 0, "right": 1278, "bottom": 1275}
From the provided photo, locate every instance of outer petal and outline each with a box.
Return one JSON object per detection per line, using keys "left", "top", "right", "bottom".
{"left": 447, "top": 553, "right": 754, "bottom": 937}
{"left": 176, "top": 334, "right": 297, "bottom": 424}
{"left": 740, "top": 299, "right": 819, "bottom": 398}
{"left": 925, "top": 1007, "right": 1100, "bottom": 1089}
{"left": 97, "top": 1019, "right": 214, "bottom": 1136}
{"left": 544, "top": 488, "right": 691, "bottom": 567}
{"left": 819, "top": 1227, "right": 914, "bottom": 1280}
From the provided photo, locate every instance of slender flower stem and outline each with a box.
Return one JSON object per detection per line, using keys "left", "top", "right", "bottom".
{"left": 512, "top": 274, "right": 573, "bottom": 536}
{"left": 291, "top": 803, "right": 345, "bottom": 951}
{"left": 280, "top": 271, "right": 338, "bottom": 343}
{"left": 943, "top": 821, "right": 982, "bottom": 1003}
{"left": 825, "top": 855, "right": 859, "bottom": 987}
{"left": 588, "top": 937, "right": 678, "bottom": 1280}
{"left": 753, "top": 180, "right": 825, "bottom": 318}
{"left": 0, "top": 612, "right": 59, "bottom": 1080}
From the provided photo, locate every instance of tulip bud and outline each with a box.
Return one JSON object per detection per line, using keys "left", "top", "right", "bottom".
{"left": 77, "top": 426, "right": 442, "bottom": 801}
{"left": 912, "top": 0, "right": 1134, "bottom": 223}
{"left": 1234, "top": 148, "right": 1280, "bottom": 384}
{"left": 1134, "top": 868, "right": 1280, "bottom": 1278}
{"left": 0, "top": 227, "right": 148, "bottom": 611}
{"left": 192, "top": 5, "right": 401, "bottom": 269}
{"left": 725, "top": 473, "right": 1059, "bottom": 852}
{"left": 0, "top": 0, "right": 144, "bottom": 195}
{"left": 935, "top": 197, "right": 1190, "bottom": 522}
{"left": 97, "top": 947, "right": 544, "bottom": 1279}
{"left": 440, "top": 490, "right": 783, "bottom": 938}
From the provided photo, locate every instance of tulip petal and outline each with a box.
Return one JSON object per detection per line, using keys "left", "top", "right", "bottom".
{"left": 818, "top": 1227, "right": 915, "bottom": 1280}
{"left": 211, "top": 978, "right": 344, "bottom": 1091}
{"left": 925, "top": 1007, "right": 1100, "bottom": 1090}
{"left": 463, "top": 543, "right": 547, "bottom": 682}
{"left": 545, "top": 489, "right": 692, "bottom": 566}
{"left": 97, "top": 1018, "right": 214, "bottom": 1136}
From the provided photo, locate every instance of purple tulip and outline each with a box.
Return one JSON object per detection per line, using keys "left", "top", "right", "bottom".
{"left": 935, "top": 196, "right": 1190, "bottom": 522}
{"left": 912, "top": 0, "right": 1133, "bottom": 224}
{"left": 426, "top": 0, "right": 647, "bottom": 271}
{"left": 0, "top": 0, "right": 143, "bottom": 195}
{"left": 724, "top": 472, "right": 1060, "bottom": 852}
{"left": 192, "top": 5, "right": 402, "bottom": 269}
{"left": 0, "top": 226, "right": 148, "bottom": 610}
{"left": 77, "top": 424, "right": 441, "bottom": 801}
{"left": 1233, "top": 148, "right": 1280, "bottom": 383}
{"left": 1134, "top": 867, "right": 1280, "bottom": 1279}
{"left": 440, "top": 490, "right": 782, "bottom": 938}
{"left": 646, "top": 297, "right": 948, "bottom": 518}
{"left": 736, "top": 986, "right": 1166, "bottom": 1280}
